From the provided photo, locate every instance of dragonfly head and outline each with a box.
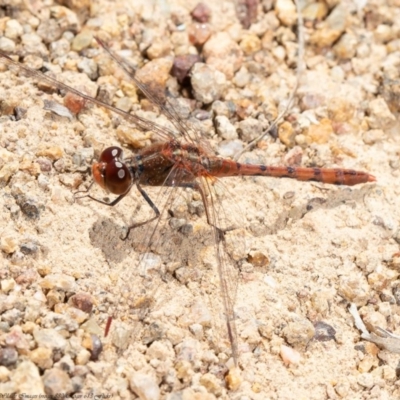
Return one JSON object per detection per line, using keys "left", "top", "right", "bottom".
{"left": 92, "top": 146, "right": 132, "bottom": 195}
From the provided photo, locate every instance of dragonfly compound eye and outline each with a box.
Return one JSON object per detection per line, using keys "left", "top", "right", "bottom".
{"left": 104, "top": 159, "right": 132, "bottom": 195}
{"left": 99, "top": 146, "right": 124, "bottom": 163}
{"left": 92, "top": 147, "right": 132, "bottom": 195}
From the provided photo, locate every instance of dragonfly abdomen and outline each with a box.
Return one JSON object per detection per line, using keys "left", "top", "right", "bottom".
{"left": 207, "top": 159, "right": 376, "bottom": 186}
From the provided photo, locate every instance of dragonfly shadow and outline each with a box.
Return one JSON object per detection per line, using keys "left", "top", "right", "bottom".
{"left": 88, "top": 213, "right": 217, "bottom": 270}
{"left": 89, "top": 217, "right": 132, "bottom": 264}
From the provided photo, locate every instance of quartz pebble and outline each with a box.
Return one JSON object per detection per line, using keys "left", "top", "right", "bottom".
{"left": 215, "top": 115, "right": 237, "bottom": 140}
{"left": 0, "top": 37, "right": 16, "bottom": 52}
{"left": 280, "top": 344, "right": 301, "bottom": 366}
{"left": 33, "top": 328, "right": 68, "bottom": 352}
{"left": 275, "top": 0, "right": 297, "bottom": 26}
{"left": 5, "top": 19, "right": 23, "bottom": 40}
{"left": 71, "top": 31, "right": 93, "bottom": 51}
{"left": 191, "top": 63, "right": 227, "bottom": 104}
{"left": 129, "top": 372, "right": 160, "bottom": 400}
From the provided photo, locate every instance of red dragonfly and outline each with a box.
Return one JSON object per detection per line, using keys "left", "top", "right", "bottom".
{"left": 0, "top": 39, "right": 375, "bottom": 368}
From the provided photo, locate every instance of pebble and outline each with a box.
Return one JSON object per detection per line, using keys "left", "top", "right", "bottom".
{"left": 80, "top": 317, "right": 103, "bottom": 336}
{"left": 42, "top": 310, "right": 79, "bottom": 332}
{"left": 35, "top": 145, "right": 64, "bottom": 160}
{"left": 191, "top": 2, "right": 211, "bottom": 23}
{"left": 46, "top": 289, "right": 65, "bottom": 308}
{"left": 5, "top": 19, "right": 23, "bottom": 40}
{"left": 333, "top": 32, "right": 358, "bottom": 59}
{"left": 238, "top": 117, "right": 264, "bottom": 142}
{"left": 278, "top": 121, "right": 296, "bottom": 147}
{"left": 0, "top": 347, "right": 18, "bottom": 367}
{"left": 29, "top": 347, "right": 53, "bottom": 369}
{"left": 233, "top": 66, "right": 250, "bottom": 88}
{"left": 203, "top": 32, "right": 243, "bottom": 80}
{"left": 310, "top": 4, "right": 348, "bottom": 47}
{"left": 304, "top": 118, "right": 333, "bottom": 144}
{"left": 358, "top": 354, "right": 376, "bottom": 373}
{"left": 382, "top": 365, "right": 396, "bottom": 382}
{"left": 282, "top": 318, "right": 315, "bottom": 347}
{"left": 36, "top": 18, "right": 62, "bottom": 44}
{"left": 135, "top": 58, "right": 173, "bottom": 99}
{"left": 200, "top": 373, "right": 223, "bottom": 396}
{"left": 357, "top": 372, "right": 374, "bottom": 389}
{"left": 171, "top": 54, "right": 201, "bottom": 84}
{"left": 33, "top": 328, "right": 68, "bottom": 352}
{"left": 362, "top": 129, "right": 384, "bottom": 145}
{"left": 40, "top": 273, "right": 76, "bottom": 292}
{"left": 68, "top": 292, "right": 94, "bottom": 313}
{"left": 75, "top": 349, "right": 91, "bottom": 365}
{"left": 191, "top": 63, "right": 227, "bottom": 104}
{"left": 240, "top": 34, "right": 262, "bottom": 55}
{"left": 129, "top": 372, "right": 160, "bottom": 400}
{"left": 5, "top": 326, "right": 30, "bottom": 353}
{"left": 1, "top": 278, "right": 16, "bottom": 293}
{"left": 21, "top": 33, "right": 48, "bottom": 55}
{"left": 50, "top": 38, "right": 71, "bottom": 58}
{"left": 366, "top": 98, "right": 396, "bottom": 130}
{"left": 361, "top": 310, "right": 387, "bottom": 331}
{"left": 215, "top": 115, "right": 237, "bottom": 140}
{"left": 301, "top": 2, "right": 328, "bottom": 21}
{"left": 338, "top": 275, "right": 370, "bottom": 306}
{"left": 54, "top": 303, "right": 88, "bottom": 325}
{"left": 20, "top": 242, "right": 39, "bottom": 256}
{"left": 50, "top": 5, "right": 81, "bottom": 33}
{"left": 188, "top": 22, "right": 212, "bottom": 46}
{"left": 146, "top": 340, "right": 173, "bottom": 361}
{"left": 247, "top": 250, "right": 269, "bottom": 268}
{"left": 0, "top": 36, "right": 16, "bottom": 52}
{"left": 77, "top": 58, "right": 98, "bottom": 80}
{"left": 225, "top": 367, "right": 242, "bottom": 391}
{"left": 175, "top": 360, "right": 194, "bottom": 383}
{"left": 0, "top": 160, "right": 19, "bottom": 184}
{"left": 111, "top": 323, "right": 133, "bottom": 350}
{"left": 280, "top": 344, "right": 301, "bottom": 366}
{"left": 275, "top": 0, "right": 297, "bottom": 26}
{"left": 43, "top": 368, "right": 73, "bottom": 396}
{"left": 0, "top": 366, "right": 10, "bottom": 382}
{"left": 81, "top": 333, "right": 103, "bottom": 361}
{"left": 71, "top": 31, "right": 93, "bottom": 52}
{"left": 212, "top": 100, "right": 236, "bottom": 118}
{"left": 147, "top": 37, "right": 172, "bottom": 60}
{"left": 312, "top": 321, "right": 336, "bottom": 341}
{"left": 218, "top": 140, "right": 243, "bottom": 158}
{"left": 12, "top": 361, "right": 45, "bottom": 395}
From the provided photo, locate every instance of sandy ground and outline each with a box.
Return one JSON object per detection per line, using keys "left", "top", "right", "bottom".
{"left": 1, "top": 0, "right": 400, "bottom": 399}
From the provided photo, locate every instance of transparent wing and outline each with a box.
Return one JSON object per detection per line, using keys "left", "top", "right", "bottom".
{"left": 0, "top": 51, "right": 177, "bottom": 143}
{"left": 97, "top": 38, "right": 213, "bottom": 150}
{"left": 88, "top": 164, "right": 246, "bottom": 365}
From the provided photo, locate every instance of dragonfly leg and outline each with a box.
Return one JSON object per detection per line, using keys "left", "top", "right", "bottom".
{"left": 122, "top": 182, "right": 161, "bottom": 240}
{"left": 74, "top": 182, "right": 130, "bottom": 207}
{"left": 178, "top": 182, "right": 234, "bottom": 237}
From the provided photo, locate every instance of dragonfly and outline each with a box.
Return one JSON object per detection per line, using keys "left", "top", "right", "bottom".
{"left": 0, "top": 39, "right": 375, "bottom": 370}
